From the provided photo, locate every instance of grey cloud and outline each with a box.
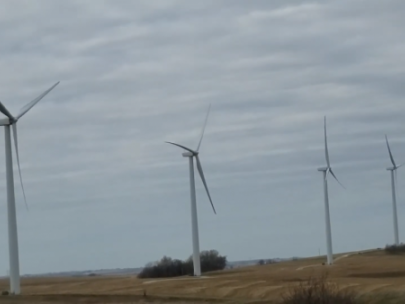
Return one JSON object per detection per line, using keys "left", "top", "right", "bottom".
{"left": 0, "top": 0, "right": 403, "bottom": 274}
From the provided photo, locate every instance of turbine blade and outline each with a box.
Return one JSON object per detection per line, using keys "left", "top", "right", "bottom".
{"left": 330, "top": 168, "right": 345, "bottom": 189}
{"left": 325, "top": 167, "right": 330, "bottom": 180}
{"left": 385, "top": 135, "right": 396, "bottom": 168}
{"left": 324, "top": 116, "right": 330, "bottom": 168}
{"left": 195, "top": 155, "right": 216, "bottom": 214}
{"left": 196, "top": 104, "right": 211, "bottom": 152}
{"left": 17, "top": 81, "right": 60, "bottom": 120}
{"left": 395, "top": 170, "right": 399, "bottom": 198}
{"left": 165, "top": 142, "right": 196, "bottom": 154}
{"left": 12, "top": 123, "right": 28, "bottom": 211}
{"left": 395, "top": 169, "right": 398, "bottom": 185}
{"left": 0, "top": 102, "right": 14, "bottom": 120}
{"left": 397, "top": 162, "right": 405, "bottom": 169}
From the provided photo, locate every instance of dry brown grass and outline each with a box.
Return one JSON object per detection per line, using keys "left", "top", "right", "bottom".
{"left": 0, "top": 249, "right": 404, "bottom": 303}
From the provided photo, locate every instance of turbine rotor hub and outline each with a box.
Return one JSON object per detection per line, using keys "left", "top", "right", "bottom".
{"left": 182, "top": 151, "right": 197, "bottom": 157}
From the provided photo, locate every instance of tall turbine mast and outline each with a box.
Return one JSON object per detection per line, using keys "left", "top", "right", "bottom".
{"left": 166, "top": 104, "right": 216, "bottom": 276}
{"left": 385, "top": 135, "right": 402, "bottom": 245}
{"left": 0, "top": 81, "right": 59, "bottom": 294}
{"left": 317, "top": 116, "right": 345, "bottom": 265}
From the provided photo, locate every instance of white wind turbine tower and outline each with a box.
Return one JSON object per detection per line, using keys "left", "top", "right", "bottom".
{"left": 385, "top": 134, "right": 402, "bottom": 245}
{"left": 0, "top": 81, "right": 59, "bottom": 294}
{"left": 317, "top": 116, "right": 345, "bottom": 265}
{"left": 166, "top": 104, "right": 216, "bottom": 277}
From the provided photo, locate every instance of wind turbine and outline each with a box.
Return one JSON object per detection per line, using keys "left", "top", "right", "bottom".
{"left": 385, "top": 134, "right": 402, "bottom": 245}
{"left": 0, "top": 81, "right": 59, "bottom": 294}
{"left": 166, "top": 104, "right": 216, "bottom": 277}
{"left": 317, "top": 116, "right": 345, "bottom": 265}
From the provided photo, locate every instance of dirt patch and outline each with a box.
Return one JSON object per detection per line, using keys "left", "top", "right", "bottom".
{"left": 0, "top": 249, "right": 403, "bottom": 303}
{"left": 348, "top": 271, "right": 405, "bottom": 278}
{"left": 281, "top": 278, "right": 304, "bottom": 282}
{"left": 0, "top": 295, "right": 228, "bottom": 304}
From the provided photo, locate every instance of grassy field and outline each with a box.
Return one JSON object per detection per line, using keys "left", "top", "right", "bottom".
{"left": 0, "top": 249, "right": 404, "bottom": 303}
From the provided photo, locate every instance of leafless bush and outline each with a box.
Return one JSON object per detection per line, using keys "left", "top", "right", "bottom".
{"left": 280, "top": 272, "right": 362, "bottom": 304}
{"left": 138, "top": 250, "right": 227, "bottom": 279}
{"left": 385, "top": 243, "right": 405, "bottom": 254}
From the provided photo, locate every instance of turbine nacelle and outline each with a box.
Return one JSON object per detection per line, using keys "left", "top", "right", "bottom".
{"left": 182, "top": 151, "right": 196, "bottom": 157}
{"left": 0, "top": 117, "right": 11, "bottom": 126}
{"left": 318, "top": 167, "right": 328, "bottom": 172}
{"left": 387, "top": 167, "right": 396, "bottom": 171}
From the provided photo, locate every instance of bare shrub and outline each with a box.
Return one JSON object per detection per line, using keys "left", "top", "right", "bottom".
{"left": 280, "top": 272, "right": 362, "bottom": 304}
{"left": 385, "top": 243, "right": 405, "bottom": 254}
{"left": 138, "top": 250, "right": 227, "bottom": 279}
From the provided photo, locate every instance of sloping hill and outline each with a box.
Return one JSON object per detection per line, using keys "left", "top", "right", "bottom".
{"left": 0, "top": 249, "right": 404, "bottom": 303}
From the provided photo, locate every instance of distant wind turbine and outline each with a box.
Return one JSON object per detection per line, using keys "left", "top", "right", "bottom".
{"left": 166, "top": 104, "right": 216, "bottom": 276}
{"left": 317, "top": 116, "right": 345, "bottom": 265}
{"left": 385, "top": 135, "right": 402, "bottom": 245}
{"left": 0, "top": 81, "right": 59, "bottom": 294}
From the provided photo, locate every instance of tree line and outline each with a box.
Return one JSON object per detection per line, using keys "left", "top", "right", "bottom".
{"left": 385, "top": 243, "right": 405, "bottom": 254}
{"left": 138, "top": 250, "right": 227, "bottom": 278}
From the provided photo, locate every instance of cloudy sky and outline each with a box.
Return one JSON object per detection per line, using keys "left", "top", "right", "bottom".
{"left": 0, "top": 0, "right": 404, "bottom": 275}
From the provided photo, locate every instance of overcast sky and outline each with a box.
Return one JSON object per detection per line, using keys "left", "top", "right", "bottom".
{"left": 0, "top": 0, "right": 404, "bottom": 275}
